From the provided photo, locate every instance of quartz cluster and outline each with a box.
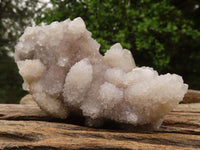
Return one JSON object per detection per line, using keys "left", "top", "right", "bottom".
{"left": 15, "top": 17, "right": 188, "bottom": 129}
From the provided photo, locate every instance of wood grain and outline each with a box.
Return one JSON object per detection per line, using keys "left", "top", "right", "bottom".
{"left": 182, "top": 90, "right": 200, "bottom": 103}
{"left": 0, "top": 103, "right": 200, "bottom": 149}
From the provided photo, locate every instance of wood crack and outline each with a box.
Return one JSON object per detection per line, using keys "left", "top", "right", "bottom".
{"left": 0, "top": 103, "right": 200, "bottom": 149}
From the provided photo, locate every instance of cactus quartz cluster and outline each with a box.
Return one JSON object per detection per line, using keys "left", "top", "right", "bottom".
{"left": 15, "top": 17, "right": 188, "bottom": 129}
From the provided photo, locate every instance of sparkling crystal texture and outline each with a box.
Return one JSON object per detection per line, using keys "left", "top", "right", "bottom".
{"left": 15, "top": 17, "right": 188, "bottom": 129}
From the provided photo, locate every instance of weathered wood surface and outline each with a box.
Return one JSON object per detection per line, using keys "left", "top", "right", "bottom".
{"left": 0, "top": 103, "right": 200, "bottom": 150}
{"left": 182, "top": 90, "right": 200, "bottom": 103}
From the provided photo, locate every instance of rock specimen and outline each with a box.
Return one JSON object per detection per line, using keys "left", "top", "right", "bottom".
{"left": 15, "top": 17, "right": 188, "bottom": 129}
{"left": 20, "top": 94, "right": 37, "bottom": 105}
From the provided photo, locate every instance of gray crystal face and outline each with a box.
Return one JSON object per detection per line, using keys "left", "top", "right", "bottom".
{"left": 15, "top": 17, "right": 188, "bottom": 129}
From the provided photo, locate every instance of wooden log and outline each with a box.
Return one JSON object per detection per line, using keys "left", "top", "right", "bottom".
{"left": 0, "top": 103, "right": 200, "bottom": 149}
{"left": 182, "top": 90, "right": 200, "bottom": 103}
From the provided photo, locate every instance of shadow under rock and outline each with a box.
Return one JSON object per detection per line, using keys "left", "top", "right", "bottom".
{"left": 61, "top": 113, "right": 155, "bottom": 134}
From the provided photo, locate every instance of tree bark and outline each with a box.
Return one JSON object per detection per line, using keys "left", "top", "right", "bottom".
{"left": 0, "top": 102, "right": 200, "bottom": 150}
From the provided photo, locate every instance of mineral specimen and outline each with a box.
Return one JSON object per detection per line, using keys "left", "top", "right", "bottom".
{"left": 15, "top": 17, "right": 188, "bottom": 129}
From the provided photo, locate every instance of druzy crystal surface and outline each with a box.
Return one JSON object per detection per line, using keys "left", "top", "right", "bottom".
{"left": 15, "top": 17, "right": 188, "bottom": 129}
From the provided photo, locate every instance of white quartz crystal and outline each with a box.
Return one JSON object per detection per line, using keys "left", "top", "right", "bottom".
{"left": 15, "top": 17, "right": 188, "bottom": 129}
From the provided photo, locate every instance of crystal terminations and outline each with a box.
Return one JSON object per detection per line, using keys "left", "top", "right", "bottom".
{"left": 15, "top": 17, "right": 188, "bottom": 129}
